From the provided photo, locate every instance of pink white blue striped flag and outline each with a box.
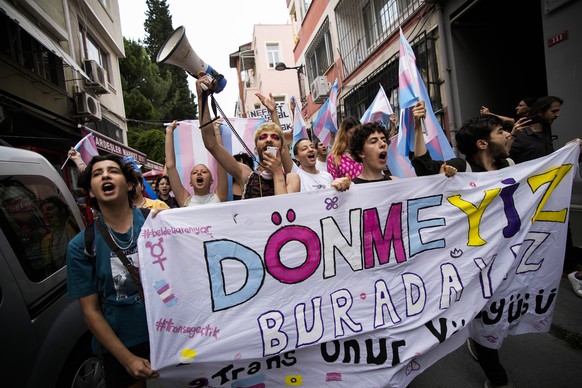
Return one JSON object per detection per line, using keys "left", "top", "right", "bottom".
{"left": 173, "top": 118, "right": 265, "bottom": 199}
{"left": 388, "top": 133, "right": 416, "bottom": 178}
{"left": 312, "top": 78, "right": 338, "bottom": 147}
{"left": 290, "top": 96, "right": 309, "bottom": 157}
{"left": 77, "top": 131, "right": 99, "bottom": 163}
{"left": 360, "top": 85, "right": 393, "bottom": 127}
{"left": 388, "top": 29, "right": 455, "bottom": 178}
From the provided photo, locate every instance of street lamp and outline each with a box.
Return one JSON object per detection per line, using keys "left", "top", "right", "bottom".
{"left": 275, "top": 62, "right": 306, "bottom": 104}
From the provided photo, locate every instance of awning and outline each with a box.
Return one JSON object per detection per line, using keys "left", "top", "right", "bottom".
{"left": 143, "top": 170, "right": 164, "bottom": 179}
{"left": 81, "top": 128, "right": 148, "bottom": 165}
{"left": 0, "top": 0, "right": 90, "bottom": 80}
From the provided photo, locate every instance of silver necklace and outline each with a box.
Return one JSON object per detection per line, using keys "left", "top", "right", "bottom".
{"left": 106, "top": 221, "right": 134, "bottom": 250}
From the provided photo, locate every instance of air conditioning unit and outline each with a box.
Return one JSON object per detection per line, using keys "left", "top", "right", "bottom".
{"left": 75, "top": 92, "right": 102, "bottom": 121}
{"left": 84, "top": 60, "right": 109, "bottom": 94}
{"left": 311, "top": 76, "right": 330, "bottom": 103}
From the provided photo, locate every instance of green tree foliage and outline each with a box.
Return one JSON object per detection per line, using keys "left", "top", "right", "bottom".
{"left": 144, "top": 0, "right": 197, "bottom": 120}
{"left": 144, "top": 0, "right": 174, "bottom": 62}
{"left": 132, "top": 128, "right": 166, "bottom": 163}
{"left": 120, "top": 38, "right": 169, "bottom": 163}
{"left": 119, "top": 0, "right": 197, "bottom": 165}
{"left": 120, "top": 38, "right": 170, "bottom": 122}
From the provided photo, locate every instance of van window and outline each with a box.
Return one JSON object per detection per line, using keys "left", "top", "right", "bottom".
{"left": 0, "top": 175, "right": 80, "bottom": 282}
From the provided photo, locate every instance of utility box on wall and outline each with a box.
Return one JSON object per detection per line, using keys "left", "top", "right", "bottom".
{"left": 311, "top": 76, "right": 330, "bottom": 103}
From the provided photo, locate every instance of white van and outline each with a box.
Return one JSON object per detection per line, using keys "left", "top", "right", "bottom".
{"left": 0, "top": 146, "right": 104, "bottom": 387}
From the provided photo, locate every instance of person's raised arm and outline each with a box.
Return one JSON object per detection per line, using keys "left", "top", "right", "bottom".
{"left": 256, "top": 92, "right": 295, "bottom": 174}
{"left": 212, "top": 120, "right": 229, "bottom": 202}
{"left": 199, "top": 76, "right": 251, "bottom": 187}
{"left": 480, "top": 106, "right": 515, "bottom": 126}
{"left": 412, "top": 101, "right": 427, "bottom": 157}
{"left": 506, "top": 116, "right": 531, "bottom": 148}
{"left": 164, "top": 121, "right": 191, "bottom": 207}
{"left": 68, "top": 148, "right": 87, "bottom": 172}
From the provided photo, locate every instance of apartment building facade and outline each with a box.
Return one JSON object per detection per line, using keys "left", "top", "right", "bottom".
{"left": 230, "top": 23, "right": 301, "bottom": 131}
{"left": 0, "top": 0, "right": 163, "bottom": 184}
{"left": 281, "top": 0, "right": 581, "bottom": 239}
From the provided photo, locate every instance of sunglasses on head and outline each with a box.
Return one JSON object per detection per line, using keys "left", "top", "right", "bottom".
{"left": 258, "top": 133, "right": 280, "bottom": 141}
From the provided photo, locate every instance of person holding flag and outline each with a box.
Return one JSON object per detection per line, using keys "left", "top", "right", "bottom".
{"left": 312, "top": 79, "right": 339, "bottom": 148}
{"left": 63, "top": 131, "right": 99, "bottom": 171}
{"left": 67, "top": 148, "right": 88, "bottom": 172}
{"left": 409, "top": 104, "right": 534, "bottom": 388}
{"left": 410, "top": 101, "right": 528, "bottom": 175}
{"left": 388, "top": 29, "right": 456, "bottom": 178}
{"left": 289, "top": 95, "right": 309, "bottom": 159}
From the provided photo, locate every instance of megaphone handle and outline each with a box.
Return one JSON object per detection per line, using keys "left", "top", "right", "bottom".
{"left": 199, "top": 90, "right": 216, "bottom": 128}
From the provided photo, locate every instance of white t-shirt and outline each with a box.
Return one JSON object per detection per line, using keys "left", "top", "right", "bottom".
{"left": 315, "top": 159, "right": 328, "bottom": 173}
{"left": 292, "top": 164, "right": 334, "bottom": 192}
{"left": 184, "top": 193, "right": 220, "bottom": 206}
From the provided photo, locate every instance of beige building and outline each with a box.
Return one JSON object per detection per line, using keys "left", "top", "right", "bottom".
{"left": 0, "top": 0, "right": 162, "bottom": 182}
{"left": 230, "top": 23, "right": 301, "bottom": 132}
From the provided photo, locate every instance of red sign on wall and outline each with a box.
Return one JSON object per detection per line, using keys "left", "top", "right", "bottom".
{"left": 547, "top": 30, "right": 568, "bottom": 48}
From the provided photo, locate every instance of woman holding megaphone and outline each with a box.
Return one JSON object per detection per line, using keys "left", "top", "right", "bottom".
{"left": 196, "top": 74, "right": 298, "bottom": 199}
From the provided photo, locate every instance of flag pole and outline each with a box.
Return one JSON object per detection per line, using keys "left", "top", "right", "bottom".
{"left": 60, "top": 155, "right": 71, "bottom": 170}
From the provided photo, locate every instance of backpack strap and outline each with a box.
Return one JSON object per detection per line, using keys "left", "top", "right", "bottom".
{"left": 506, "top": 158, "right": 515, "bottom": 166}
{"left": 465, "top": 160, "right": 472, "bottom": 172}
{"left": 84, "top": 221, "right": 96, "bottom": 263}
{"left": 139, "top": 207, "right": 151, "bottom": 219}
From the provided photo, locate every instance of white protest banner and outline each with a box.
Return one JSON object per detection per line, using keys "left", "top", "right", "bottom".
{"left": 248, "top": 102, "right": 292, "bottom": 133}
{"left": 138, "top": 142, "right": 579, "bottom": 387}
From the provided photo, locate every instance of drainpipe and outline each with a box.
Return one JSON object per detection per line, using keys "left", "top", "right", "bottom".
{"left": 434, "top": 1, "right": 458, "bottom": 152}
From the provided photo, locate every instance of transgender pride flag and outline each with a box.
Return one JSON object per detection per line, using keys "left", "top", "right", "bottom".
{"left": 173, "top": 118, "right": 265, "bottom": 199}
{"left": 290, "top": 96, "right": 308, "bottom": 156}
{"left": 312, "top": 78, "right": 338, "bottom": 147}
{"left": 77, "top": 131, "right": 99, "bottom": 163}
{"left": 61, "top": 130, "right": 99, "bottom": 169}
{"left": 360, "top": 84, "right": 393, "bottom": 127}
{"left": 388, "top": 29, "right": 455, "bottom": 178}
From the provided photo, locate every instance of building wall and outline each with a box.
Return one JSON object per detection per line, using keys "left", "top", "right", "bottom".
{"left": 542, "top": 0, "right": 581, "bottom": 150}
{"left": 68, "top": 0, "right": 127, "bottom": 133}
{"left": 252, "top": 24, "right": 299, "bottom": 109}
{"left": 284, "top": 0, "right": 581, "bottom": 245}
{"left": 440, "top": 0, "right": 581, "bottom": 244}
{"left": 541, "top": 0, "right": 582, "bottom": 241}
{"left": 242, "top": 24, "right": 300, "bottom": 115}
{"left": 0, "top": 0, "right": 162, "bottom": 190}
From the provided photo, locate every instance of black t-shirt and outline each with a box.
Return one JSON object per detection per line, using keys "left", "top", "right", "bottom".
{"left": 510, "top": 127, "right": 554, "bottom": 163}
{"left": 352, "top": 175, "right": 393, "bottom": 184}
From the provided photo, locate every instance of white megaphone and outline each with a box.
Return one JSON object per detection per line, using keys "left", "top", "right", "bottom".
{"left": 156, "top": 26, "right": 227, "bottom": 93}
